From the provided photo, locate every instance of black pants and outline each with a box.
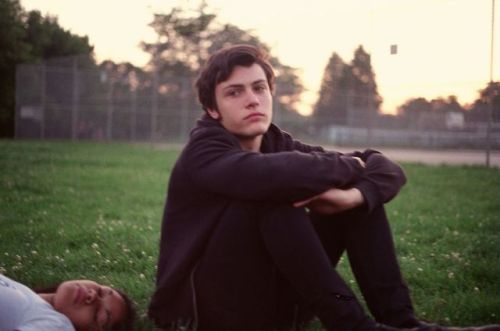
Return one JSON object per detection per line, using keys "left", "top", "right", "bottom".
{"left": 193, "top": 202, "right": 418, "bottom": 331}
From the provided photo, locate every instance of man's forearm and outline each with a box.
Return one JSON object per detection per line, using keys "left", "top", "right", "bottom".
{"left": 353, "top": 152, "right": 407, "bottom": 212}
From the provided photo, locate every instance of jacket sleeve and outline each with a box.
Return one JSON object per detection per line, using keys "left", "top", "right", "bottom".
{"left": 352, "top": 152, "right": 407, "bottom": 212}
{"left": 183, "top": 127, "right": 365, "bottom": 203}
{"left": 280, "top": 132, "right": 407, "bottom": 210}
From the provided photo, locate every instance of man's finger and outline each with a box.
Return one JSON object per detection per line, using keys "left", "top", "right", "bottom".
{"left": 293, "top": 199, "right": 311, "bottom": 208}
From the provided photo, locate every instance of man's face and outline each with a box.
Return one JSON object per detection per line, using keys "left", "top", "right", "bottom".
{"left": 52, "top": 280, "right": 126, "bottom": 331}
{"left": 208, "top": 63, "right": 273, "bottom": 144}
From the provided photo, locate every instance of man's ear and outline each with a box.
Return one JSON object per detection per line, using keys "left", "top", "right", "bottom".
{"left": 207, "top": 108, "right": 220, "bottom": 120}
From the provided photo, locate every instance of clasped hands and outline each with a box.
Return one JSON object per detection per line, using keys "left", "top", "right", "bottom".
{"left": 293, "top": 157, "right": 365, "bottom": 215}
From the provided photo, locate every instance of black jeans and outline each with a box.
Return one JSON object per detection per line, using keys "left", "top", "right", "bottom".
{"left": 193, "top": 202, "right": 418, "bottom": 331}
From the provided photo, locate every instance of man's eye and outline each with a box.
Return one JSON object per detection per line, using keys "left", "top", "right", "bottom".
{"left": 226, "top": 90, "right": 240, "bottom": 97}
{"left": 254, "top": 85, "right": 267, "bottom": 92}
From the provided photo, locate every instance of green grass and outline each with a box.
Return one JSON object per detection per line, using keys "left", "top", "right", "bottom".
{"left": 1, "top": 140, "right": 499, "bottom": 330}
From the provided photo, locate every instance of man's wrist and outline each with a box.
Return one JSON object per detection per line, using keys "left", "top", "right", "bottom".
{"left": 349, "top": 188, "right": 365, "bottom": 208}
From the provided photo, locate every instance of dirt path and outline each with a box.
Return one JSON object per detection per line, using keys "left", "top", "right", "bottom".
{"left": 332, "top": 147, "right": 500, "bottom": 167}
{"left": 154, "top": 143, "right": 500, "bottom": 167}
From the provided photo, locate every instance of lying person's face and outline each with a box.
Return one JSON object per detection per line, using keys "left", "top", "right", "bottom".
{"left": 52, "top": 280, "right": 126, "bottom": 331}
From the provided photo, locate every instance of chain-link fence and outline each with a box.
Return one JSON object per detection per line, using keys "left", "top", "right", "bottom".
{"left": 15, "top": 58, "right": 500, "bottom": 149}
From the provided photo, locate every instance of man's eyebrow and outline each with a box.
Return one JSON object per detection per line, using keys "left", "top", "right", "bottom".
{"left": 222, "top": 79, "right": 267, "bottom": 91}
{"left": 222, "top": 83, "right": 244, "bottom": 91}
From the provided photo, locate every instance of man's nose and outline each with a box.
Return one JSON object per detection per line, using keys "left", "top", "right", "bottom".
{"left": 85, "top": 289, "right": 98, "bottom": 304}
{"left": 245, "top": 91, "right": 260, "bottom": 107}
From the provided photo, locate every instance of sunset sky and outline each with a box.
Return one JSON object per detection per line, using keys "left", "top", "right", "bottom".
{"left": 20, "top": 0, "right": 500, "bottom": 115}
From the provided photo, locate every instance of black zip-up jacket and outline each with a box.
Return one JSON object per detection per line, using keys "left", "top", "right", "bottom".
{"left": 148, "top": 115, "right": 406, "bottom": 328}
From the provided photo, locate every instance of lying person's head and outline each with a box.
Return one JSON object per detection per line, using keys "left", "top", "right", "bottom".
{"left": 37, "top": 279, "right": 135, "bottom": 331}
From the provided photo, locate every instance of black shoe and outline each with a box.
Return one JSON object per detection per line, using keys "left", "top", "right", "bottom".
{"left": 372, "top": 322, "right": 500, "bottom": 331}
{"left": 374, "top": 323, "right": 407, "bottom": 331}
{"left": 413, "top": 322, "right": 500, "bottom": 331}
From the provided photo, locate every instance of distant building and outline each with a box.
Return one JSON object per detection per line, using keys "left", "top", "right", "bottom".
{"left": 445, "top": 111, "right": 465, "bottom": 129}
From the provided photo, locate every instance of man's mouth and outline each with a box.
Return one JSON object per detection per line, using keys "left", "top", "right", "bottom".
{"left": 244, "top": 112, "right": 265, "bottom": 120}
{"left": 74, "top": 285, "right": 85, "bottom": 304}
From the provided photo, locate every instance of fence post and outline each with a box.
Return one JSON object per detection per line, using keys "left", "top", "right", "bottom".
{"left": 71, "top": 58, "right": 79, "bottom": 140}
{"left": 14, "top": 66, "right": 20, "bottom": 139}
{"left": 151, "top": 70, "right": 159, "bottom": 142}
{"left": 40, "top": 63, "right": 46, "bottom": 139}
{"left": 486, "top": 0, "right": 496, "bottom": 167}
{"left": 131, "top": 88, "right": 137, "bottom": 141}
{"left": 106, "top": 80, "right": 114, "bottom": 141}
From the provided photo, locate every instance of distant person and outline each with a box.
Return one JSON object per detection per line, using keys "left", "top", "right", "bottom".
{"left": 0, "top": 273, "right": 135, "bottom": 331}
{"left": 148, "top": 44, "right": 500, "bottom": 331}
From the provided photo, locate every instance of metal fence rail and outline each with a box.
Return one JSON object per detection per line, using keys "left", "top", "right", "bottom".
{"left": 15, "top": 61, "right": 500, "bottom": 149}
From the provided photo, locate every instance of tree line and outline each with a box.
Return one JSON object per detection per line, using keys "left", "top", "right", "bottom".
{"left": 1, "top": 0, "right": 93, "bottom": 137}
{"left": 1, "top": 0, "right": 498, "bottom": 138}
{"left": 315, "top": 48, "right": 500, "bottom": 132}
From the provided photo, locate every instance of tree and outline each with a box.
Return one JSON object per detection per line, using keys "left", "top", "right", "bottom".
{"left": 466, "top": 81, "right": 500, "bottom": 123}
{"left": 24, "top": 10, "right": 93, "bottom": 60}
{"left": 140, "top": 4, "right": 305, "bottom": 137}
{"left": 141, "top": 4, "right": 216, "bottom": 75}
{"left": 313, "top": 46, "right": 381, "bottom": 131}
{"left": 0, "top": 0, "right": 94, "bottom": 137}
{"left": 397, "top": 97, "right": 432, "bottom": 129}
{"left": 346, "top": 46, "right": 381, "bottom": 128}
{"left": 0, "top": 0, "right": 30, "bottom": 137}
{"left": 397, "top": 96, "right": 465, "bottom": 130}
{"left": 314, "top": 52, "right": 348, "bottom": 129}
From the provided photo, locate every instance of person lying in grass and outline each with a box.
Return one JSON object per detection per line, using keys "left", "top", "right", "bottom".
{"left": 0, "top": 273, "right": 135, "bottom": 331}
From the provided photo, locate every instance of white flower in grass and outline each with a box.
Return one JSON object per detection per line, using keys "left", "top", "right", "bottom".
{"left": 447, "top": 272, "right": 454, "bottom": 279}
{"left": 91, "top": 243, "right": 99, "bottom": 250}
{"left": 139, "top": 273, "right": 146, "bottom": 279}
{"left": 474, "top": 287, "right": 480, "bottom": 292}
{"left": 417, "top": 267, "right": 423, "bottom": 272}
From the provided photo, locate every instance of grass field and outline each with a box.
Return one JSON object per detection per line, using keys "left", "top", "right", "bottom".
{"left": 0, "top": 140, "right": 499, "bottom": 330}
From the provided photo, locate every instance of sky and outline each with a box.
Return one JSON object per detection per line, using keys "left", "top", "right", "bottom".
{"left": 19, "top": 0, "right": 500, "bottom": 115}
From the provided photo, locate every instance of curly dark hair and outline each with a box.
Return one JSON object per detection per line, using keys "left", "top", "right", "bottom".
{"left": 35, "top": 283, "right": 136, "bottom": 331}
{"left": 195, "top": 44, "right": 275, "bottom": 113}
{"left": 111, "top": 288, "right": 136, "bottom": 331}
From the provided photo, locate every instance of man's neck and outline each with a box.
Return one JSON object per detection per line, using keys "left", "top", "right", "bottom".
{"left": 38, "top": 293, "right": 55, "bottom": 306}
{"left": 239, "top": 135, "right": 263, "bottom": 152}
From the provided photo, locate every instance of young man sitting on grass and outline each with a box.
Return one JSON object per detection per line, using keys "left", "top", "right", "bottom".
{"left": 148, "top": 44, "right": 500, "bottom": 331}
